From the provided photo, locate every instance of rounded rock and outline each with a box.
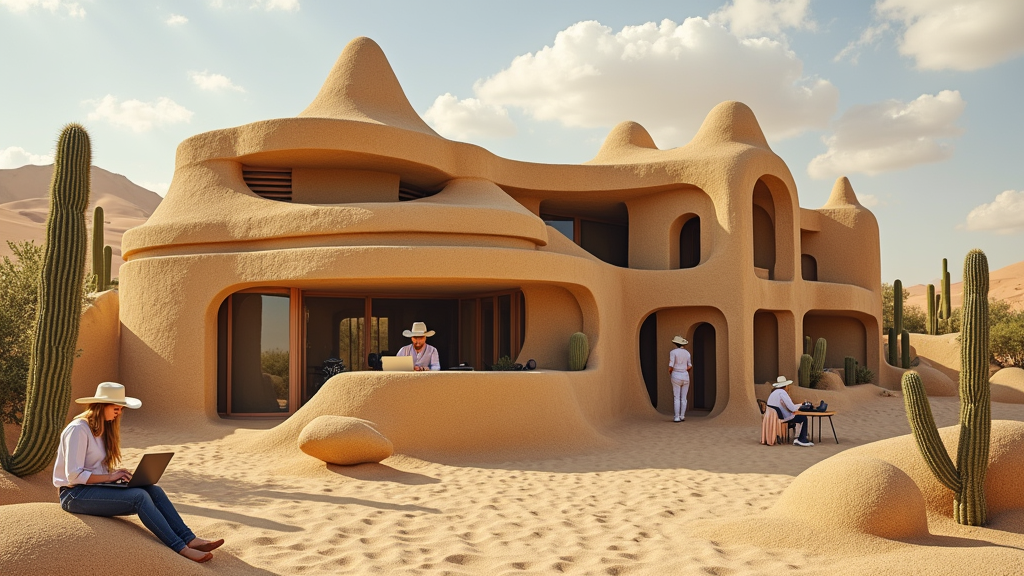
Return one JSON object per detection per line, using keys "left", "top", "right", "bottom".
{"left": 298, "top": 415, "right": 393, "bottom": 465}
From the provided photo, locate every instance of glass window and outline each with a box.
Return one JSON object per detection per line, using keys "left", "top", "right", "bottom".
{"left": 460, "top": 299, "right": 477, "bottom": 367}
{"left": 543, "top": 217, "right": 574, "bottom": 241}
{"left": 230, "top": 293, "right": 290, "bottom": 414}
{"left": 303, "top": 297, "right": 366, "bottom": 402}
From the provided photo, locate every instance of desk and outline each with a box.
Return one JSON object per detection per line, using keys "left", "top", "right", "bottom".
{"left": 797, "top": 410, "right": 838, "bottom": 444}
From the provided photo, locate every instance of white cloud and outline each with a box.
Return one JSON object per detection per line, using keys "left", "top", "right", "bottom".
{"left": 423, "top": 94, "right": 517, "bottom": 141}
{"left": 189, "top": 71, "right": 246, "bottom": 93}
{"left": 166, "top": 14, "right": 188, "bottom": 26}
{"left": 807, "top": 90, "right": 965, "bottom": 179}
{"left": 964, "top": 190, "right": 1024, "bottom": 234}
{"left": 210, "top": 0, "right": 299, "bottom": 11}
{"left": 0, "top": 146, "right": 53, "bottom": 169}
{"left": 709, "top": 0, "right": 816, "bottom": 37}
{"left": 470, "top": 19, "right": 837, "bottom": 147}
{"left": 834, "top": 23, "right": 890, "bottom": 64}
{"left": 137, "top": 181, "right": 171, "bottom": 197}
{"left": 0, "top": 0, "right": 84, "bottom": 17}
{"left": 876, "top": 0, "right": 1024, "bottom": 71}
{"left": 84, "top": 95, "right": 194, "bottom": 133}
{"left": 857, "top": 194, "right": 882, "bottom": 208}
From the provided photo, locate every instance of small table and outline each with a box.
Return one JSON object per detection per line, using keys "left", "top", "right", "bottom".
{"left": 797, "top": 410, "right": 838, "bottom": 444}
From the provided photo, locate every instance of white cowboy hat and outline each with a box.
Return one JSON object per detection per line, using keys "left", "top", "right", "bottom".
{"left": 75, "top": 382, "right": 142, "bottom": 409}
{"left": 671, "top": 335, "right": 688, "bottom": 346}
{"left": 772, "top": 376, "right": 793, "bottom": 388}
{"left": 402, "top": 322, "right": 435, "bottom": 338}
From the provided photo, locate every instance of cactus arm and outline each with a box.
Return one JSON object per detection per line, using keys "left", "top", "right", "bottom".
{"left": 887, "top": 328, "right": 896, "bottom": 366}
{"left": 902, "top": 371, "right": 961, "bottom": 492}
{"left": 102, "top": 245, "right": 112, "bottom": 290}
{"left": 798, "top": 354, "right": 812, "bottom": 388}
{"left": 901, "top": 330, "right": 911, "bottom": 369}
{"left": 91, "top": 205, "right": 103, "bottom": 289}
{"left": 926, "top": 284, "right": 936, "bottom": 335}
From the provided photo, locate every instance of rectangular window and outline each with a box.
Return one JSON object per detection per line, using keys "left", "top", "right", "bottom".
{"left": 303, "top": 297, "right": 366, "bottom": 403}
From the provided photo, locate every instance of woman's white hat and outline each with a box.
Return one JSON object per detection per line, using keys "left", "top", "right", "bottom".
{"left": 671, "top": 335, "right": 688, "bottom": 346}
{"left": 772, "top": 376, "right": 793, "bottom": 388}
{"left": 402, "top": 322, "right": 435, "bottom": 338}
{"left": 75, "top": 382, "right": 142, "bottom": 409}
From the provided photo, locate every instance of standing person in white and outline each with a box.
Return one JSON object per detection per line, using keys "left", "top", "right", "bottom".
{"left": 396, "top": 322, "right": 440, "bottom": 371}
{"left": 668, "top": 335, "right": 693, "bottom": 422}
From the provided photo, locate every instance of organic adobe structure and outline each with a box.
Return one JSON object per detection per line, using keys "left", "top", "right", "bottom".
{"left": 78, "top": 37, "right": 884, "bottom": 454}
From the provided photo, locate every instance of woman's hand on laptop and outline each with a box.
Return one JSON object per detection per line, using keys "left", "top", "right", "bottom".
{"left": 110, "top": 468, "right": 132, "bottom": 482}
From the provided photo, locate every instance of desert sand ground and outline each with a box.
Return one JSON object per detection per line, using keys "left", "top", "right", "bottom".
{"left": 4, "top": 385, "right": 1024, "bottom": 576}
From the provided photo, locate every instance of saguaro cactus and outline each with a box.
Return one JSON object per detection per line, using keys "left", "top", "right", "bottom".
{"left": 811, "top": 337, "right": 827, "bottom": 373}
{"left": 804, "top": 335, "right": 811, "bottom": 356}
{"left": 844, "top": 356, "right": 856, "bottom": 387}
{"left": 893, "top": 278, "right": 904, "bottom": 343}
{"left": 1, "top": 124, "right": 91, "bottom": 476}
{"left": 901, "top": 329, "right": 911, "bottom": 369}
{"left": 902, "top": 249, "right": 991, "bottom": 525}
{"left": 91, "top": 205, "right": 104, "bottom": 290}
{"left": 102, "top": 245, "right": 112, "bottom": 289}
{"left": 568, "top": 332, "right": 589, "bottom": 371}
{"left": 798, "top": 354, "right": 813, "bottom": 388}
{"left": 940, "top": 258, "right": 952, "bottom": 331}
{"left": 927, "top": 284, "right": 936, "bottom": 335}
{"left": 887, "top": 327, "right": 897, "bottom": 366}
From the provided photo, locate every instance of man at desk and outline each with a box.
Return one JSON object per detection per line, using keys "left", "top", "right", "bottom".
{"left": 397, "top": 322, "right": 440, "bottom": 371}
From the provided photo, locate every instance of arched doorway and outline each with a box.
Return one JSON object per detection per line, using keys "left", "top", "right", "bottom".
{"left": 679, "top": 216, "right": 700, "bottom": 269}
{"left": 691, "top": 323, "right": 717, "bottom": 410}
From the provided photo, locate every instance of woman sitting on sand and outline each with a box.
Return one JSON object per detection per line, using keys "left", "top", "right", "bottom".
{"left": 53, "top": 382, "right": 223, "bottom": 563}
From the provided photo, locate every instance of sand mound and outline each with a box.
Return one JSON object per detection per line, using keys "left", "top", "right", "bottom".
{"left": 772, "top": 455, "right": 928, "bottom": 539}
{"left": 298, "top": 415, "right": 393, "bottom": 465}
{"left": 841, "top": 420, "right": 1024, "bottom": 518}
{"left": 915, "top": 361, "right": 958, "bottom": 397}
{"left": 815, "top": 371, "right": 845, "bottom": 391}
{"left": 991, "top": 367, "right": 1024, "bottom": 404}
{"left": 0, "top": 503, "right": 271, "bottom": 576}
{"left": 0, "top": 470, "right": 54, "bottom": 505}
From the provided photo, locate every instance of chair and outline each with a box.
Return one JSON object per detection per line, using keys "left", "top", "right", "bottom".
{"left": 759, "top": 401, "right": 790, "bottom": 445}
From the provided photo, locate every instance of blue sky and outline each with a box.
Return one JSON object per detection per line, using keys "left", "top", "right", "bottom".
{"left": 1, "top": 0, "right": 1022, "bottom": 285}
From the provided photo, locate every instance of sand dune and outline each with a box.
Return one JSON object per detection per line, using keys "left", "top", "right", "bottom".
{"left": 5, "top": 389, "right": 1024, "bottom": 575}
{"left": 0, "top": 164, "right": 161, "bottom": 275}
{"left": 907, "top": 259, "right": 1024, "bottom": 312}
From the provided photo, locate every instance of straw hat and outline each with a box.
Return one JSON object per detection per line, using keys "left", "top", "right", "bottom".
{"left": 75, "top": 382, "right": 142, "bottom": 409}
{"left": 772, "top": 376, "right": 793, "bottom": 388}
{"left": 671, "top": 335, "right": 688, "bottom": 346}
{"left": 402, "top": 322, "right": 435, "bottom": 338}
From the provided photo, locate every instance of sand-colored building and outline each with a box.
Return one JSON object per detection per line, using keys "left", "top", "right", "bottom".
{"left": 87, "top": 37, "right": 882, "bottom": 453}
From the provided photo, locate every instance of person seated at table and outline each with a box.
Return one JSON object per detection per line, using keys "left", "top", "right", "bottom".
{"left": 397, "top": 322, "right": 440, "bottom": 371}
{"left": 766, "top": 375, "right": 813, "bottom": 447}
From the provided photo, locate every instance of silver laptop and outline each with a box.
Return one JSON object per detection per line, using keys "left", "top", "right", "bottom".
{"left": 381, "top": 355, "right": 415, "bottom": 372}
{"left": 94, "top": 452, "right": 174, "bottom": 488}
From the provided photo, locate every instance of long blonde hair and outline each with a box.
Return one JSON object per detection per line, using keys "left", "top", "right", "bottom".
{"left": 76, "top": 403, "right": 121, "bottom": 470}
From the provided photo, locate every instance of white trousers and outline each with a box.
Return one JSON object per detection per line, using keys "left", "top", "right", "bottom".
{"left": 671, "top": 377, "right": 689, "bottom": 418}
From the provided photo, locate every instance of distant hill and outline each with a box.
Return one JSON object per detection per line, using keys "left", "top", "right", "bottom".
{"left": 0, "top": 164, "right": 162, "bottom": 275}
{"left": 907, "top": 259, "right": 1024, "bottom": 312}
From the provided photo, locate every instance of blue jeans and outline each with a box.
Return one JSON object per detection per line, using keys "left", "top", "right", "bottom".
{"left": 787, "top": 414, "right": 810, "bottom": 443}
{"left": 59, "top": 484, "right": 195, "bottom": 552}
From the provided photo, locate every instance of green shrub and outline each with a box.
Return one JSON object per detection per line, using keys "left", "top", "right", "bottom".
{"left": 0, "top": 241, "right": 44, "bottom": 425}
{"left": 260, "top": 349, "right": 290, "bottom": 400}
{"left": 490, "top": 355, "right": 517, "bottom": 371}
{"left": 855, "top": 365, "right": 874, "bottom": 384}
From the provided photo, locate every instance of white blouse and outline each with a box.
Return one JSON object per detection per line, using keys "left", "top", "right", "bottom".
{"left": 52, "top": 418, "right": 109, "bottom": 487}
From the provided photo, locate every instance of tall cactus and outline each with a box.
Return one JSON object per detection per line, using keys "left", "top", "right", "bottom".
{"left": 804, "top": 335, "right": 811, "bottom": 356}
{"left": 888, "top": 327, "right": 897, "bottom": 366}
{"left": 102, "top": 245, "right": 112, "bottom": 289}
{"left": 811, "top": 337, "right": 826, "bottom": 373}
{"left": 901, "top": 329, "right": 911, "bottom": 369}
{"left": 798, "top": 354, "right": 813, "bottom": 388}
{"left": 927, "top": 284, "right": 936, "bottom": 335}
{"left": 893, "top": 278, "right": 904, "bottom": 343}
{"left": 568, "top": 332, "right": 589, "bottom": 371}
{"left": 0, "top": 124, "right": 91, "bottom": 476}
{"left": 940, "top": 258, "right": 952, "bottom": 330}
{"left": 902, "top": 249, "right": 991, "bottom": 525}
{"left": 844, "top": 356, "right": 857, "bottom": 387}
{"left": 91, "top": 205, "right": 104, "bottom": 290}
